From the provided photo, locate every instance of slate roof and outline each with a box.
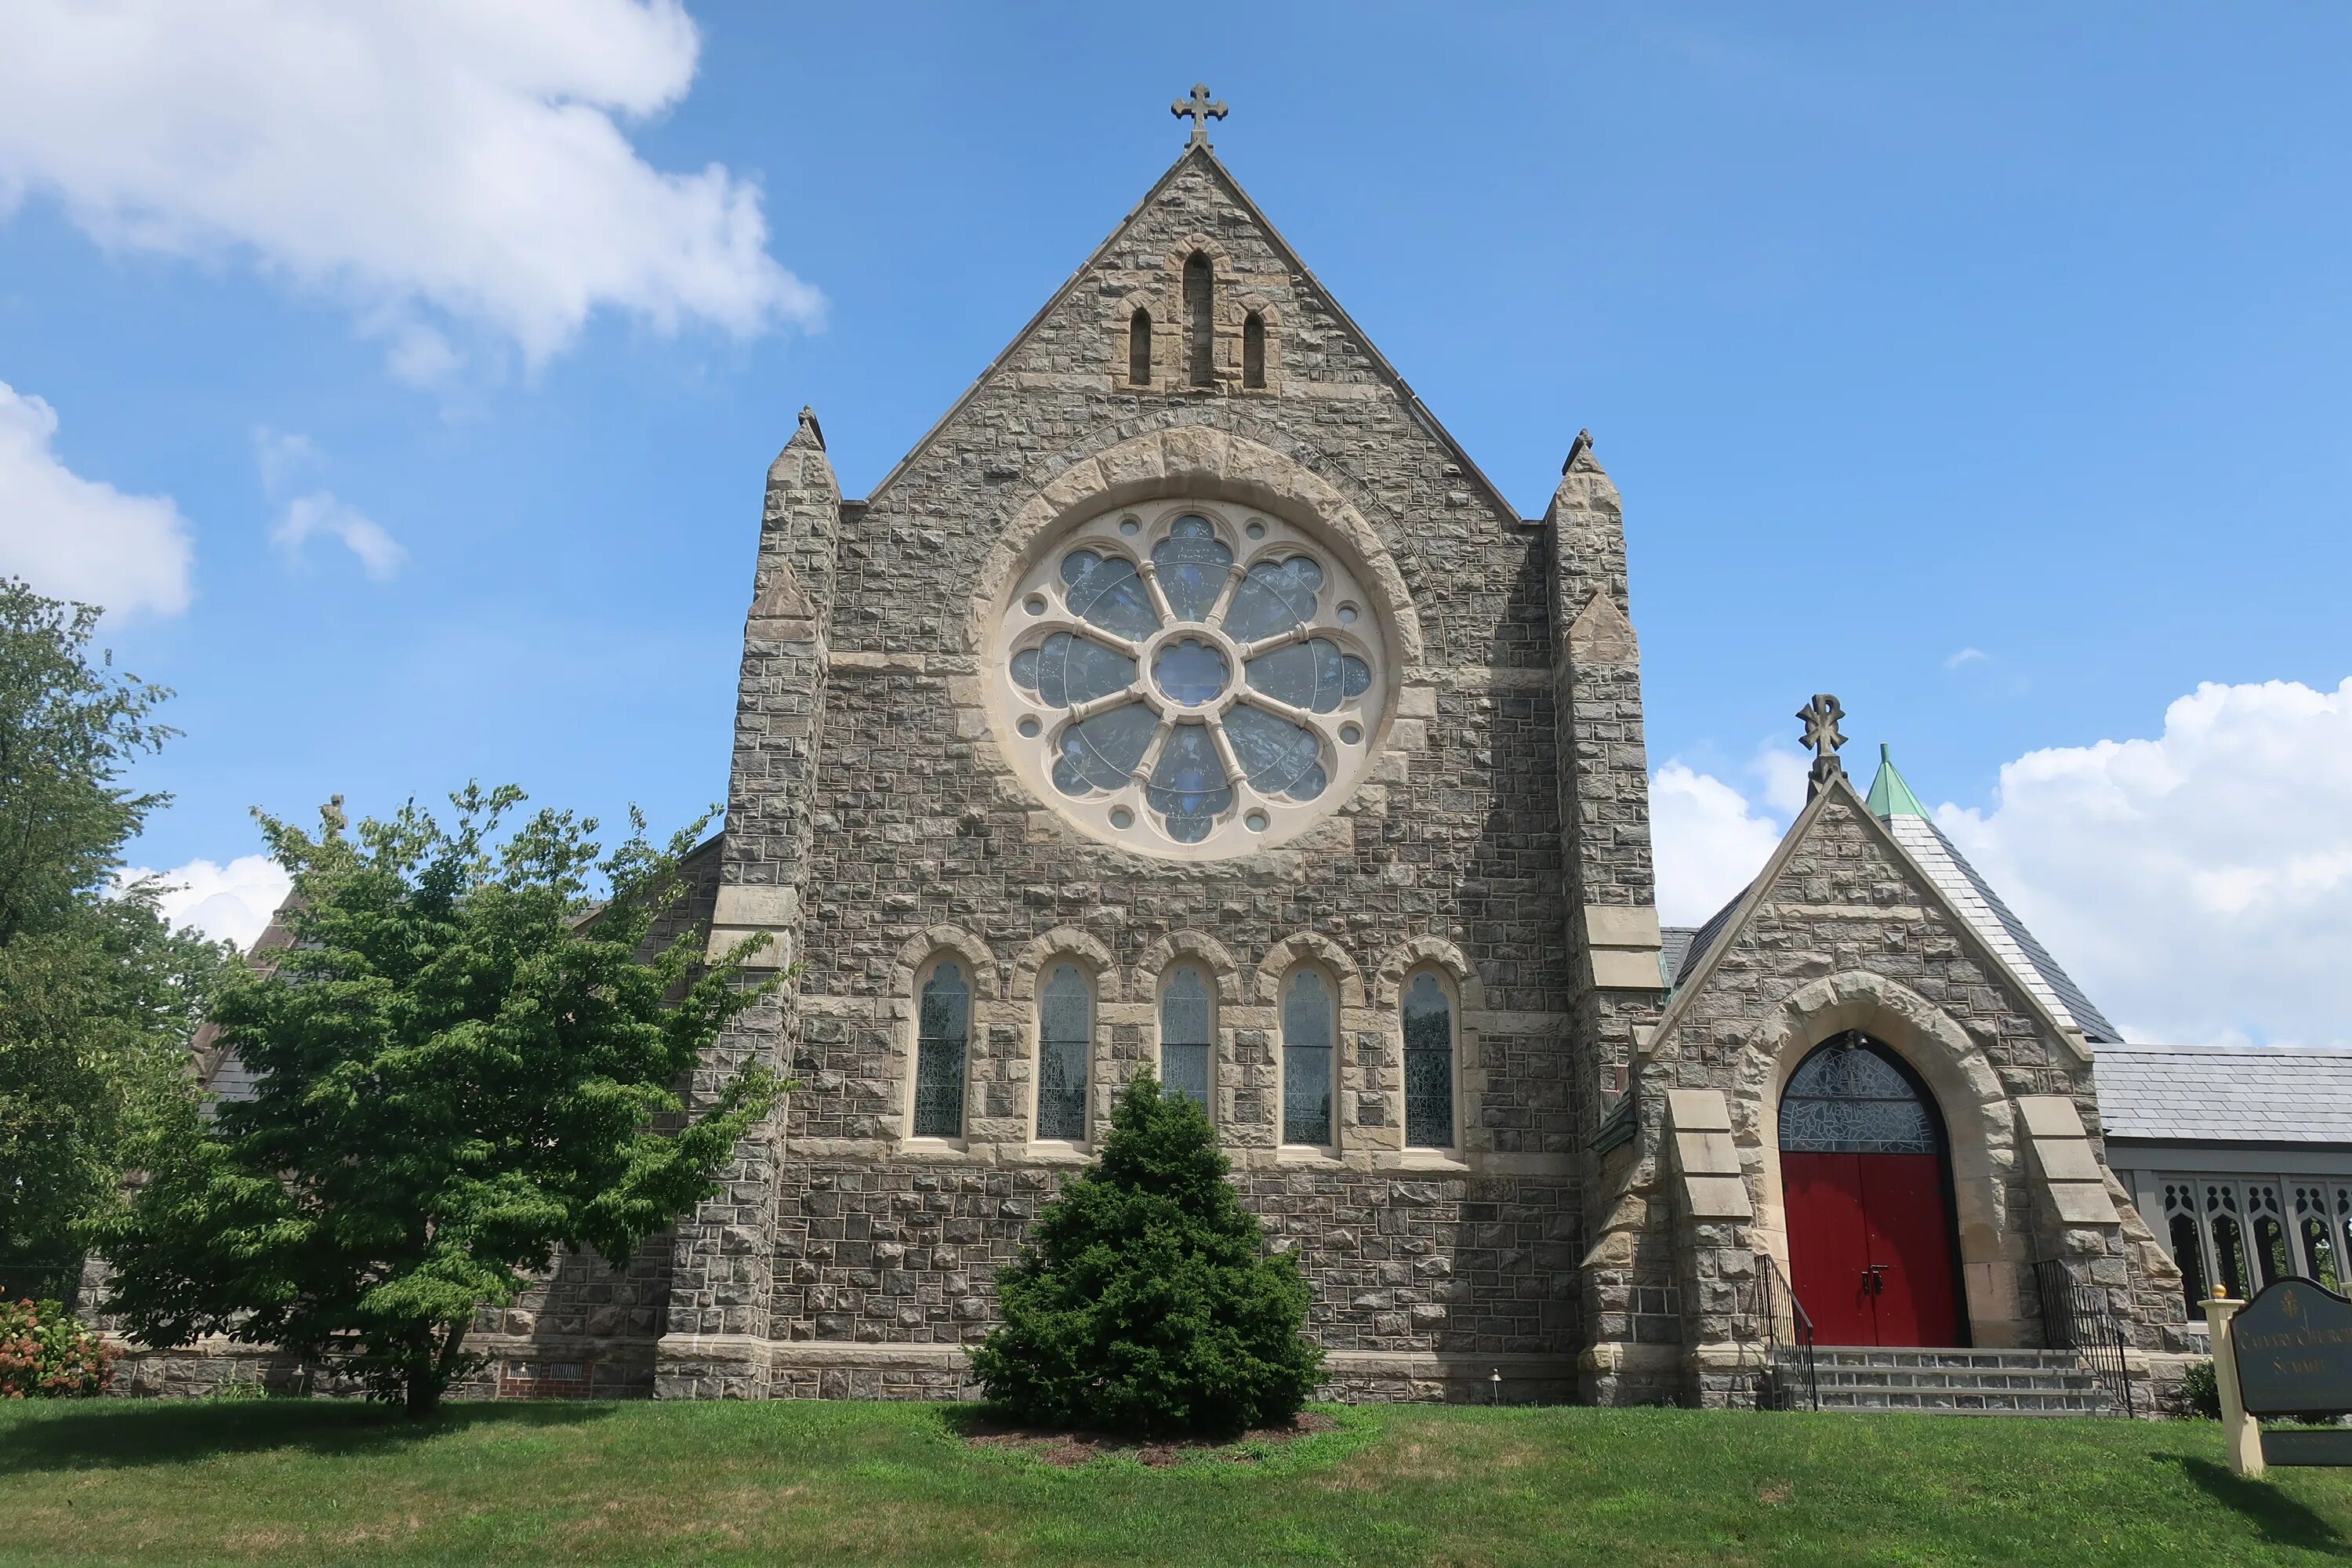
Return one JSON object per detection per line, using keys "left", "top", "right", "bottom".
{"left": 1659, "top": 926, "right": 1699, "bottom": 987}
{"left": 1882, "top": 813, "right": 2122, "bottom": 1043}
{"left": 1867, "top": 746, "right": 2122, "bottom": 1043}
{"left": 2095, "top": 1042, "right": 2352, "bottom": 1145}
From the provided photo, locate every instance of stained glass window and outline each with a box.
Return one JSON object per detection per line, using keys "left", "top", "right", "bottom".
{"left": 1283, "top": 968, "right": 1334, "bottom": 1146}
{"left": 1402, "top": 971, "right": 1455, "bottom": 1149}
{"left": 913, "top": 960, "right": 968, "bottom": 1138}
{"left": 1036, "top": 963, "right": 1090, "bottom": 1141}
{"left": 1160, "top": 964, "right": 1213, "bottom": 1112}
{"left": 998, "top": 503, "right": 1381, "bottom": 854}
{"left": 1777, "top": 1038, "right": 1936, "bottom": 1155}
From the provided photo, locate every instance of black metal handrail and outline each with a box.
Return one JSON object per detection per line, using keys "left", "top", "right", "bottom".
{"left": 2034, "top": 1258, "right": 2136, "bottom": 1418}
{"left": 1750, "top": 1250, "right": 1820, "bottom": 1411}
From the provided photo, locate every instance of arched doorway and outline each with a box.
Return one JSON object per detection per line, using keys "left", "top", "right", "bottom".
{"left": 1778, "top": 1032, "right": 1968, "bottom": 1347}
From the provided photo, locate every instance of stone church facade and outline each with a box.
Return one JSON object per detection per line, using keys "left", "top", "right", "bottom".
{"left": 159, "top": 109, "right": 2199, "bottom": 1410}
{"left": 617, "top": 118, "right": 2194, "bottom": 1409}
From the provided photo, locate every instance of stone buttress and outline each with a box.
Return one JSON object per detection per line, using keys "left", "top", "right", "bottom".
{"left": 655, "top": 408, "right": 841, "bottom": 1398}
{"left": 1541, "top": 436, "right": 1674, "bottom": 1403}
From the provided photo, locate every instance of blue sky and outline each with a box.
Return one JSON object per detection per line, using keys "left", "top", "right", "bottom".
{"left": 4, "top": 2, "right": 2350, "bottom": 1044}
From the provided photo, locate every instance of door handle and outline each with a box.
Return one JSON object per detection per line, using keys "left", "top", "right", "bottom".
{"left": 1861, "top": 1265, "right": 1889, "bottom": 1298}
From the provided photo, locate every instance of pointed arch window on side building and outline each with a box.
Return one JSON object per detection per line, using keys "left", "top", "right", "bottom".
{"left": 1128, "top": 308, "right": 1152, "bottom": 387}
{"left": 913, "top": 958, "right": 970, "bottom": 1139}
{"left": 1183, "top": 252, "right": 1214, "bottom": 387}
{"left": 1243, "top": 311, "right": 1266, "bottom": 390}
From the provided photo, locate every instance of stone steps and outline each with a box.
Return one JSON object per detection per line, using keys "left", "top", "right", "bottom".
{"left": 1768, "top": 1346, "right": 2122, "bottom": 1416}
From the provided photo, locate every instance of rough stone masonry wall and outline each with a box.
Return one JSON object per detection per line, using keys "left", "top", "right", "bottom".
{"left": 1589, "top": 790, "right": 2187, "bottom": 1406}
{"left": 756, "top": 148, "right": 1595, "bottom": 1402}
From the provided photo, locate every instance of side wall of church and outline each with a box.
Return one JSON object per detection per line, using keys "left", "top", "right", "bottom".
{"left": 733, "top": 152, "right": 1595, "bottom": 1401}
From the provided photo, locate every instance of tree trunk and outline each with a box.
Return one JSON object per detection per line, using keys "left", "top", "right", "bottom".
{"left": 405, "top": 1320, "right": 469, "bottom": 1418}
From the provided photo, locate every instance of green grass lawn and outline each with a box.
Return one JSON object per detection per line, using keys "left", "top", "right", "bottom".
{"left": 4, "top": 1398, "right": 2350, "bottom": 1566}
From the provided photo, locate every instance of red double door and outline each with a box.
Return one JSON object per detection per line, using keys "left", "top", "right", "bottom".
{"left": 1784, "top": 1149, "right": 1963, "bottom": 1347}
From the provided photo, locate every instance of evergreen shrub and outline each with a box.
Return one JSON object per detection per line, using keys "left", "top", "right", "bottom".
{"left": 971, "top": 1076, "right": 1323, "bottom": 1437}
{"left": 0, "top": 1299, "right": 117, "bottom": 1398}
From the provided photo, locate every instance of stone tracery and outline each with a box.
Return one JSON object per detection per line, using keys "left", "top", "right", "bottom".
{"left": 994, "top": 499, "right": 1384, "bottom": 855}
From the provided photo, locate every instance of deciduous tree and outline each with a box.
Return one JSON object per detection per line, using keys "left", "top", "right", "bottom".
{"left": 99, "top": 786, "right": 779, "bottom": 1416}
{"left": 0, "top": 579, "right": 223, "bottom": 1300}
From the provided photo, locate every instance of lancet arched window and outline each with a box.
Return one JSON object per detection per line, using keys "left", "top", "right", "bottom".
{"left": 1281, "top": 967, "right": 1335, "bottom": 1148}
{"left": 1183, "top": 252, "right": 1214, "bottom": 387}
{"left": 1243, "top": 310, "right": 1266, "bottom": 390}
{"left": 1160, "top": 964, "right": 1214, "bottom": 1112}
{"left": 1128, "top": 309, "right": 1152, "bottom": 387}
{"left": 1401, "top": 970, "right": 1456, "bottom": 1149}
{"left": 913, "top": 958, "right": 970, "bottom": 1139}
{"left": 1036, "top": 962, "right": 1091, "bottom": 1141}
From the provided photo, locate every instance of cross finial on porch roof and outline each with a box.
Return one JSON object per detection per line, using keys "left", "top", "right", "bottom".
{"left": 1798, "top": 692, "right": 1848, "bottom": 799}
{"left": 1173, "top": 83, "right": 1228, "bottom": 147}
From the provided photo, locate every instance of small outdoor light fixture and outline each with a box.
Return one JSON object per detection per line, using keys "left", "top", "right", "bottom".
{"left": 1490, "top": 1368, "right": 1501, "bottom": 1405}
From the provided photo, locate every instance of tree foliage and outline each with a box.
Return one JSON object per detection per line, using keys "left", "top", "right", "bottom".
{"left": 97, "top": 786, "right": 781, "bottom": 1415}
{"left": 971, "top": 1076, "right": 1322, "bottom": 1437}
{"left": 0, "top": 579, "right": 223, "bottom": 1300}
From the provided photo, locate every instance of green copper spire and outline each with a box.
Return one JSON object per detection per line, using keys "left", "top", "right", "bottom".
{"left": 1864, "top": 742, "right": 1930, "bottom": 819}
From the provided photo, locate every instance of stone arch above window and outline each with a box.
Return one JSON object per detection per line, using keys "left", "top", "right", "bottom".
{"left": 1371, "top": 935, "right": 1485, "bottom": 1011}
{"left": 1253, "top": 931, "right": 1367, "bottom": 1007}
{"left": 1131, "top": 931, "right": 1244, "bottom": 1002}
{"left": 1007, "top": 927, "right": 1122, "bottom": 1003}
{"left": 889, "top": 925, "right": 1002, "bottom": 1000}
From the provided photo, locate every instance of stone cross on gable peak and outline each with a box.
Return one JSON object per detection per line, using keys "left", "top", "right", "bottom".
{"left": 1173, "top": 83, "right": 1228, "bottom": 147}
{"left": 1798, "top": 692, "right": 1848, "bottom": 799}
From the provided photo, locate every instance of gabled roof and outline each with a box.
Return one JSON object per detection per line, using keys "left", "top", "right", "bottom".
{"left": 862, "top": 143, "right": 1521, "bottom": 524}
{"left": 2096, "top": 1042, "right": 2352, "bottom": 1145}
{"left": 1650, "top": 765, "right": 2090, "bottom": 1063}
{"left": 1864, "top": 747, "right": 2122, "bottom": 1043}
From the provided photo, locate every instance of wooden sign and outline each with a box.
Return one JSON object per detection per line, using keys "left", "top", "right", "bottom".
{"left": 2233, "top": 1278, "right": 2352, "bottom": 1418}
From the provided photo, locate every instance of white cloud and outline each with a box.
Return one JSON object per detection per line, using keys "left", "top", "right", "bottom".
{"left": 1754, "top": 743, "right": 1811, "bottom": 818}
{"left": 0, "top": 0, "right": 822, "bottom": 374}
{"left": 1938, "top": 680, "right": 2352, "bottom": 1048}
{"left": 117, "top": 854, "right": 292, "bottom": 953}
{"left": 0, "top": 379, "right": 193, "bottom": 618}
{"left": 1651, "top": 681, "right": 2352, "bottom": 1046}
{"left": 252, "top": 426, "right": 317, "bottom": 497}
{"left": 1650, "top": 761, "right": 1786, "bottom": 927}
{"left": 1945, "top": 647, "right": 1990, "bottom": 670}
{"left": 274, "top": 492, "right": 405, "bottom": 580}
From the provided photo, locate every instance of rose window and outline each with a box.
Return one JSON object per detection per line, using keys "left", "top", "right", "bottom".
{"left": 993, "top": 503, "right": 1386, "bottom": 855}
